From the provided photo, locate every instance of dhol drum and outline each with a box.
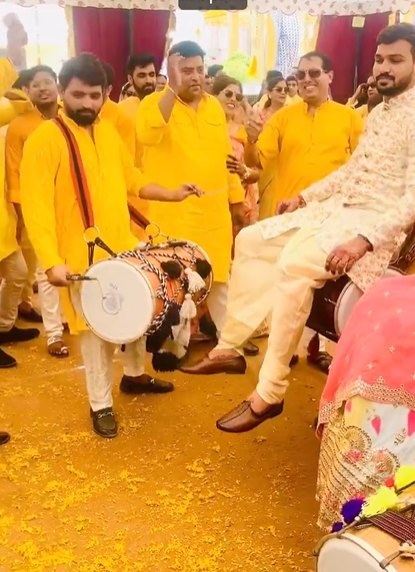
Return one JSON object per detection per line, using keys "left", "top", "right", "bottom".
{"left": 316, "top": 494, "right": 415, "bottom": 572}
{"left": 77, "top": 240, "right": 213, "bottom": 345}
{"left": 306, "top": 267, "right": 404, "bottom": 343}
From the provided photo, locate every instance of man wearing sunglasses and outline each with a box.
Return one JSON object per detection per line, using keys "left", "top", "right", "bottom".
{"left": 182, "top": 23, "right": 415, "bottom": 433}
{"left": 252, "top": 51, "right": 363, "bottom": 374}
{"left": 347, "top": 76, "right": 383, "bottom": 121}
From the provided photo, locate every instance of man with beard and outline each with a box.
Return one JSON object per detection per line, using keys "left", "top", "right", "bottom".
{"left": 119, "top": 54, "right": 157, "bottom": 231}
{"left": 182, "top": 23, "right": 415, "bottom": 435}
{"left": 6, "top": 65, "right": 69, "bottom": 358}
{"left": 118, "top": 53, "right": 156, "bottom": 153}
{"left": 19, "top": 53, "right": 202, "bottom": 438}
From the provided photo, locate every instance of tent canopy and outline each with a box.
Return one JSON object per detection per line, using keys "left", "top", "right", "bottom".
{"left": 6, "top": 0, "right": 410, "bottom": 16}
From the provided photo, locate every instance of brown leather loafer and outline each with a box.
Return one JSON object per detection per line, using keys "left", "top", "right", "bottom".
{"left": 216, "top": 400, "right": 284, "bottom": 433}
{"left": 180, "top": 354, "right": 246, "bottom": 375}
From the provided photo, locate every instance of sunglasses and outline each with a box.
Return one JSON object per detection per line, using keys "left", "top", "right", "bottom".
{"left": 296, "top": 69, "right": 327, "bottom": 80}
{"left": 272, "top": 86, "right": 289, "bottom": 94}
{"left": 367, "top": 83, "right": 376, "bottom": 89}
{"left": 223, "top": 89, "right": 244, "bottom": 103}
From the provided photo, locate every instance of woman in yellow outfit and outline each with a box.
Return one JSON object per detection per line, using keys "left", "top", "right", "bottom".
{"left": 0, "top": 58, "right": 40, "bottom": 372}
{"left": 20, "top": 54, "right": 202, "bottom": 439}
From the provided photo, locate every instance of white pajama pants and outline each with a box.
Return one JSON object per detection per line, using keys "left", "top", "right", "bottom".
{"left": 21, "top": 230, "right": 65, "bottom": 339}
{"left": 80, "top": 331, "right": 145, "bottom": 412}
{"left": 206, "top": 281, "right": 228, "bottom": 334}
{"left": 0, "top": 249, "right": 27, "bottom": 332}
{"left": 216, "top": 225, "right": 332, "bottom": 404}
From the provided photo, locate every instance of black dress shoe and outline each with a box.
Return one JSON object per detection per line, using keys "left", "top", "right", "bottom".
{"left": 120, "top": 374, "right": 174, "bottom": 394}
{"left": 18, "top": 307, "right": 42, "bottom": 323}
{"left": 243, "top": 341, "right": 259, "bottom": 357}
{"left": 0, "top": 326, "right": 40, "bottom": 345}
{"left": 0, "top": 348, "right": 17, "bottom": 368}
{"left": 90, "top": 407, "right": 117, "bottom": 439}
{"left": 0, "top": 432, "right": 10, "bottom": 445}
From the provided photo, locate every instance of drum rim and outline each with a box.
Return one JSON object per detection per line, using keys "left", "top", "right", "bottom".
{"left": 317, "top": 532, "right": 398, "bottom": 571}
{"left": 80, "top": 257, "right": 156, "bottom": 345}
{"left": 333, "top": 267, "right": 405, "bottom": 337}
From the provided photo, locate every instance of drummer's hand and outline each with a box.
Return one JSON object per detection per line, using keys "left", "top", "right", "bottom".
{"left": 46, "top": 265, "right": 71, "bottom": 287}
{"left": 325, "top": 235, "right": 373, "bottom": 275}
{"left": 172, "top": 184, "right": 204, "bottom": 201}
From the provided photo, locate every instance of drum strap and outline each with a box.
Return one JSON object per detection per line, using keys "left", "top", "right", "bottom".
{"left": 53, "top": 117, "right": 150, "bottom": 232}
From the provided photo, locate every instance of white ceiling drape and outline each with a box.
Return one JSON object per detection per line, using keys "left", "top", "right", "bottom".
{"left": 5, "top": 0, "right": 410, "bottom": 16}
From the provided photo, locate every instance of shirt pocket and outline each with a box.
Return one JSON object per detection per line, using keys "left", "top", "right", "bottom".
{"left": 202, "top": 115, "right": 223, "bottom": 148}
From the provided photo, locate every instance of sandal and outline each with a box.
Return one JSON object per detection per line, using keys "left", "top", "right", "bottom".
{"left": 47, "top": 336, "right": 69, "bottom": 358}
{"left": 307, "top": 351, "right": 332, "bottom": 374}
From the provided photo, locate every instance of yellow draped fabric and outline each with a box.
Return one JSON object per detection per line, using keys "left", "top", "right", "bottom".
{"left": 301, "top": 13, "right": 321, "bottom": 55}
{"left": 64, "top": 6, "right": 76, "bottom": 57}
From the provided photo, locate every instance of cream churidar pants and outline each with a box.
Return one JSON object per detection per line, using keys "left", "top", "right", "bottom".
{"left": 207, "top": 281, "right": 228, "bottom": 334}
{"left": 216, "top": 225, "right": 332, "bottom": 404}
{"left": 21, "top": 229, "right": 65, "bottom": 339}
{"left": 0, "top": 249, "right": 27, "bottom": 332}
{"left": 80, "top": 332, "right": 146, "bottom": 412}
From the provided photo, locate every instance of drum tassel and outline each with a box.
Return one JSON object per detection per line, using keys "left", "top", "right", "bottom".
{"left": 185, "top": 267, "right": 205, "bottom": 294}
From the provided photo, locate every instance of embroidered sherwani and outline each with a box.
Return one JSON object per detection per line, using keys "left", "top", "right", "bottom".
{"left": 215, "top": 87, "right": 415, "bottom": 408}
{"left": 259, "top": 88, "right": 415, "bottom": 292}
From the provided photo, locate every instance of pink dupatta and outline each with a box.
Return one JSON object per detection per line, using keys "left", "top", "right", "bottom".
{"left": 318, "top": 274, "right": 415, "bottom": 431}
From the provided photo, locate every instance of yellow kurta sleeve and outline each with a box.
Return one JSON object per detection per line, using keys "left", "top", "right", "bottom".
{"left": 349, "top": 108, "right": 364, "bottom": 153}
{"left": 224, "top": 123, "right": 245, "bottom": 204}
{"left": 5, "top": 119, "right": 24, "bottom": 203}
{"left": 136, "top": 93, "right": 168, "bottom": 147}
{"left": 257, "top": 111, "right": 281, "bottom": 171}
{"left": 118, "top": 135, "right": 149, "bottom": 197}
{"left": 115, "top": 108, "right": 136, "bottom": 161}
{"left": 20, "top": 127, "right": 64, "bottom": 271}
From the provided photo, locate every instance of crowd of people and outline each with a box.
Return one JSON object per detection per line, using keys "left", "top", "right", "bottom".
{"left": 1, "top": 20, "right": 415, "bottom": 533}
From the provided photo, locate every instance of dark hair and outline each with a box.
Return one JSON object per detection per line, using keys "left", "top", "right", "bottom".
{"left": 264, "top": 77, "right": 287, "bottom": 108}
{"left": 207, "top": 64, "right": 223, "bottom": 78}
{"left": 26, "top": 65, "right": 57, "bottom": 84}
{"left": 265, "top": 69, "right": 283, "bottom": 81}
{"left": 59, "top": 53, "right": 107, "bottom": 91}
{"left": 299, "top": 51, "right": 333, "bottom": 72}
{"left": 377, "top": 23, "right": 415, "bottom": 57}
{"left": 286, "top": 74, "right": 298, "bottom": 83}
{"left": 126, "top": 53, "right": 157, "bottom": 76}
{"left": 12, "top": 69, "right": 31, "bottom": 89}
{"left": 211, "top": 74, "right": 242, "bottom": 96}
{"left": 169, "top": 41, "right": 205, "bottom": 59}
{"left": 101, "top": 61, "right": 115, "bottom": 87}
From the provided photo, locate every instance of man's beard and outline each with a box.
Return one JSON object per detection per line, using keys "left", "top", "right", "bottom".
{"left": 376, "top": 73, "right": 413, "bottom": 96}
{"left": 66, "top": 107, "right": 98, "bottom": 126}
{"left": 134, "top": 82, "right": 155, "bottom": 100}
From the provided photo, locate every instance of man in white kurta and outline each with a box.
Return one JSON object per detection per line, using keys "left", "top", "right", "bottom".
{"left": 181, "top": 23, "right": 415, "bottom": 433}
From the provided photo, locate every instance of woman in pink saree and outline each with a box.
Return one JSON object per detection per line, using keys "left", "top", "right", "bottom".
{"left": 316, "top": 274, "right": 415, "bottom": 531}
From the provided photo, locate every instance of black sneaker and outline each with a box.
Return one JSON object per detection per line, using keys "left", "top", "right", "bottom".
{"left": 0, "top": 326, "right": 40, "bottom": 345}
{"left": 0, "top": 348, "right": 17, "bottom": 368}
{"left": 120, "top": 374, "right": 174, "bottom": 394}
{"left": 90, "top": 407, "right": 117, "bottom": 439}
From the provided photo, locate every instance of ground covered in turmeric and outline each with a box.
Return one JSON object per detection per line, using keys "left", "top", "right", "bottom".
{"left": 0, "top": 333, "right": 323, "bottom": 571}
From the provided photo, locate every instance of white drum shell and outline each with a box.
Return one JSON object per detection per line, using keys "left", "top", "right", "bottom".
{"left": 317, "top": 533, "right": 399, "bottom": 572}
{"left": 79, "top": 258, "right": 156, "bottom": 345}
{"left": 334, "top": 268, "right": 403, "bottom": 336}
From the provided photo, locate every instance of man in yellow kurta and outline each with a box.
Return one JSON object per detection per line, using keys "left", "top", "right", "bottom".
{"left": 0, "top": 58, "right": 40, "bottom": 373}
{"left": 246, "top": 52, "right": 363, "bottom": 373}
{"left": 20, "top": 54, "right": 201, "bottom": 439}
{"left": 118, "top": 54, "right": 158, "bottom": 234}
{"left": 6, "top": 65, "right": 69, "bottom": 358}
{"left": 137, "top": 42, "right": 245, "bottom": 335}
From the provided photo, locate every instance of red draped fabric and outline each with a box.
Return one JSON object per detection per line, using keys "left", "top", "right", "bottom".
{"left": 131, "top": 10, "right": 170, "bottom": 71}
{"left": 316, "top": 13, "right": 390, "bottom": 104}
{"left": 71, "top": 7, "right": 169, "bottom": 99}
{"left": 72, "top": 7, "right": 130, "bottom": 100}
